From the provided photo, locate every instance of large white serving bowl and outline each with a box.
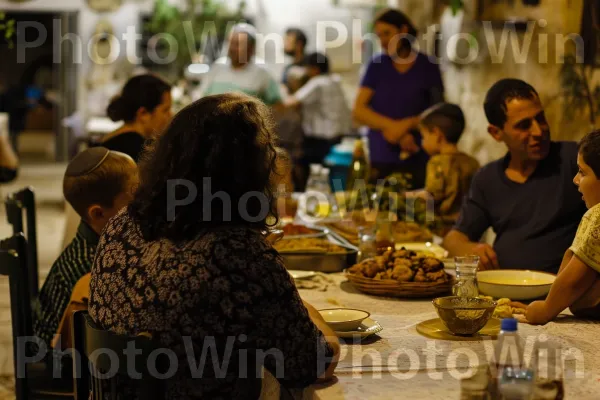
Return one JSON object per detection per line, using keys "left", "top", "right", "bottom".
{"left": 477, "top": 270, "right": 556, "bottom": 300}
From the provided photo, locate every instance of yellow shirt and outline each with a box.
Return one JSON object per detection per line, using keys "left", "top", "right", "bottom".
{"left": 425, "top": 152, "right": 480, "bottom": 222}
{"left": 570, "top": 203, "right": 600, "bottom": 274}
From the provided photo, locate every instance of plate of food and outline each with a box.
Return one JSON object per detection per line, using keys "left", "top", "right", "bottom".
{"left": 275, "top": 235, "right": 358, "bottom": 273}
{"left": 345, "top": 248, "right": 453, "bottom": 298}
{"left": 281, "top": 223, "right": 322, "bottom": 238}
{"left": 393, "top": 242, "right": 447, "bottom": 258}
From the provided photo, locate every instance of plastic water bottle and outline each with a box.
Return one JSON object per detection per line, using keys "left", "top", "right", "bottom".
{"left": 496, "top": 318, "right": 534, "bottom": 399}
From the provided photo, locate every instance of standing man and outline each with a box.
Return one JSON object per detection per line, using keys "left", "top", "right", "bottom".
{"left": 194, "top": 23, "right": 282, "bottom": 107}
{"left": 285, "top": 52, "right": 351, "bottom": 176}
{"left": 282, "top": 28, "right": 308, "bottom": 89}
{"left": 443, "top": 79, "right": 587, "bottom": 273}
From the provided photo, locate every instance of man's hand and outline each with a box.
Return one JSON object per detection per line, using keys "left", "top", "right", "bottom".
{"left": 525, "top": 300, "right": 551, "bottom": 325}
{"left": 471, "top": 243, "right": 499, "bottom": 270}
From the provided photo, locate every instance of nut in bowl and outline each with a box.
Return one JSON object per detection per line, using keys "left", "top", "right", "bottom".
{"left": 433, "top": 296, "right": 497, "bottom": 336}
{"left": 318, "top": 308, "right": 371, "bottom": 332}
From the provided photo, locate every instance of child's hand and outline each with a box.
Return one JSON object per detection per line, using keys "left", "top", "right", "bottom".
{"left": 525, "top": 300, "right": 551, "bottom": 325}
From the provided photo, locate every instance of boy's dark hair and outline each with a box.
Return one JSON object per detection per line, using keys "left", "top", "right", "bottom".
{"left": 64, "top": 148, "right": 137, "bottom": 221}
{"left": 578, "top": 130, "right": 600, "bottom": 177}
{"left": 420, "top": 103, "right": 466, "bottom": 144}
{"left": 303, "top": 52, "right": 329, "bottom": 74}
{"left": 484, "top": 79, "right": 539, "bottom": 128}
{"left": 286, "top": 28, "right": 307, "bottom": 49}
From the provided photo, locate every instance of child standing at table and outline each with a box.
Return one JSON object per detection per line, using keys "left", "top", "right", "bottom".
{"left": 526, "top": 130, "right": 600, "bottom": 324}
{"left": 409, "top": 103, "right": 480, "bottom": 235}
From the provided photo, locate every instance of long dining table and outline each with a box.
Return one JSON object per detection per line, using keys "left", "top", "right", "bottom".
{"left": 291, "top": 273, "right": 600, "bottom": 399}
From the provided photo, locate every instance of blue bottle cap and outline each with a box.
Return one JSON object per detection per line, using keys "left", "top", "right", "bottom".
{"left": 501, "top": 318, "right": 518, "bottom": 331}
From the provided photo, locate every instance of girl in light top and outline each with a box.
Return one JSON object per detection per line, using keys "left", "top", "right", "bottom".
{"left": 526, "top": 130, "right": 600, "bottom": 324}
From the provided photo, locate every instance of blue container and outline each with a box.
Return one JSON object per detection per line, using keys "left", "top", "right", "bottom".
{"left": 324, "top": 145, "right": 353, "bottom": 191}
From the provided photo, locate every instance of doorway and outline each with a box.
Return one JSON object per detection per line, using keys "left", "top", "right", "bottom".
{"left": 0, "top": 11, "right": 79, "bottom": 163}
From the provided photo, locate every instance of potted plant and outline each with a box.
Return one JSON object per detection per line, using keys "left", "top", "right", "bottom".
{"left": 146, "top": 0, "right": 246, "bottom": 79}
{"left": 560, "top": 54, "right": 600, "bottom": 129}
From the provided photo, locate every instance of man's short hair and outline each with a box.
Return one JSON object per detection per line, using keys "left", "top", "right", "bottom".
{"left": 286, "top": 28, "right": 307, "bottom": 49}
{"left": 303, "top": 52, "right": 329, "bottom": 74}
{"left": 63, "top": 147, "right": 137, "bottom": 220}
{"left": 578, "top": 130, "right": 600, "bottom": 178}
{"left": 484, "top": 79, "right": 539, "bottom": 128}
{"left": 231, "top": 23, "right": 257, "bottom": 48}
{"left": 420, "top": 103, "right": 466, "bottom": 144}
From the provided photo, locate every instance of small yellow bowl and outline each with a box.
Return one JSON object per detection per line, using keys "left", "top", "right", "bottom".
{"left": 319, "top": 308, "right": 371, "bottom": 332}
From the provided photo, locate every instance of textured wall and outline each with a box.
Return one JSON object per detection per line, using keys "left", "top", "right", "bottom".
{"left": 395, "top": 0, "right": 588, "bottom": 165}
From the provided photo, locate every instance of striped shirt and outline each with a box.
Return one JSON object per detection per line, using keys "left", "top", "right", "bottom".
{"left": 33, "top": 222, "right": 98, "bottom": 347}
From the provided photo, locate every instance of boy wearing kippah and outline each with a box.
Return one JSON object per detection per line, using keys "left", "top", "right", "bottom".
{"left": 409, "top": 103, "right": 480, "bottom": 235}
{"left": 33, "top": 147, "right": 138, "bottom": 347}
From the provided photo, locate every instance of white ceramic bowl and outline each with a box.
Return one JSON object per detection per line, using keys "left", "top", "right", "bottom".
{"left": 477, "top": 270, "right": 556, "bottom": 300}
{"left": 318, "top": 308, "right": 371, "bottom": 332}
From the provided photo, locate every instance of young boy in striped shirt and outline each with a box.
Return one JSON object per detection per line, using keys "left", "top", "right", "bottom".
{"left": 33, "top": 147, "right": 138, "bottom": 347}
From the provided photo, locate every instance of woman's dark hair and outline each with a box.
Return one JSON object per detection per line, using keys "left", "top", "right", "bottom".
{"left": 106, "top": 74, "right": 171, "bottom": 123}
{"left": 374, "top": 8, "right": 418, "bottom": 49}
{"left": 483, "top": 79, "right": 539, "bottom": 128}
{"left": 129, "top": 93, "right": 279, "bottom": 242}
{"left": 578, "top": 130, "right": 600, "bottom": 178}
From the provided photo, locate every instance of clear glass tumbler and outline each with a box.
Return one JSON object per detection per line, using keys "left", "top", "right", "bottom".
{"left": 453, "top": 256, "right": 480, "bottom": 297}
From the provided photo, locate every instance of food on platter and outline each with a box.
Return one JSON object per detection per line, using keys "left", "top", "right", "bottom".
{"left": 274, "top": 237, "right": 347, "bottom": 253}
{"left": 347, "top": 248, "right": 451, "bottom": 284}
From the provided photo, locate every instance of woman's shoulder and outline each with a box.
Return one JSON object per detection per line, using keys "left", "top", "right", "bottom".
{"left": 102, "top": 131, "right": 145, "bottom": 145}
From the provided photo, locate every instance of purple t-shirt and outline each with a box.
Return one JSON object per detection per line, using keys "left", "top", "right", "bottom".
{"left": 360, "top": 52, "right": 444, "bottom": 164}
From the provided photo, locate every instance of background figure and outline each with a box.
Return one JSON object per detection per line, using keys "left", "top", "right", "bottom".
{"left": 0, "top": 113, "right": 18, "bottom": 183}
{"left": 282, "top": 27, "right": 308, "bottom": 89}
{"left": 194, "top": 23, "right": 283, "bottom": 108}
{"left": 99, "top": 74, "right": 172, "bottom": 162}
{"left": 285, "top": 52, "right": 351, "bottom": 190}
{"left": 352, "top": 8, "right": 444, "bottom": 189}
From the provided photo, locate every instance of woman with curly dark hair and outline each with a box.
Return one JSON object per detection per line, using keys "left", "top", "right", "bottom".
{"left": 89, "top": 93, "right": 339, "bottom": 399}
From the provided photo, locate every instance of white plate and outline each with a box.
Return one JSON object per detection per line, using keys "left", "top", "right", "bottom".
{"left": 335, "top": 318, "right": 383, "bottom": 339}
{"left": 395, "top": 242, "right": 448, "bottom": 258}
{"left": 288, "top": 270, "right": 317, "bottom": 280}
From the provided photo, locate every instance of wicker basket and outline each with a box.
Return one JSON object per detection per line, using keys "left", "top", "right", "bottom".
{"left": 345, "top": 271, "right": 454, "bottom": 298}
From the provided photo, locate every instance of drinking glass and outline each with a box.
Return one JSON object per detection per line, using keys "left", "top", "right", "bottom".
{"left": 358, "top": 225, "right": 377, "bottom": 262}
{"left": 453, "top": 256, "right": 480, "bottom": 297}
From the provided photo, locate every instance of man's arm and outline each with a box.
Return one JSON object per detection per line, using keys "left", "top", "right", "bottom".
{"left": 443, "top": 230, "right": 498, "bottom": 270}
{"left": 0, "top": 135, "right": 18, "bottom": 170}
{"left": 442, "top": 173, "right": 498, "bottom": 269}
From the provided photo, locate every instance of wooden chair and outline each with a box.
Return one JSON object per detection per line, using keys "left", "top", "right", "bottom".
{"left": 71, "top": 311, "right": 267, "bottom": 400}
{"left": 71, "top": 311, "right": 165, "bottom": 400}
{"left": 5, "top": 187, "right": 39, "bottom": 299}
{"left": 0, "top": 234, "right": 74, "bottom": 400}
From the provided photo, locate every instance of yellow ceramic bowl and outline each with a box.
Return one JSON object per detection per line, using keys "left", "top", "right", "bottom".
{"left": 477, "top": 270, "right": 556, "bottom": 300}
{"left": 319, "top": 308, "right": 371, "bottom": 332}
{"left": 433, "top": 296, "right": 497, "bottom": 336}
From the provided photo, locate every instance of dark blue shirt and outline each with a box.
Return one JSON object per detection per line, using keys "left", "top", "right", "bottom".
{"left": 454, "top": 141, "right": 586, "bottom": 273}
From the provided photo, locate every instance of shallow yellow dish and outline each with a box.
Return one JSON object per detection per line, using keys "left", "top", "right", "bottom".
{"left": 477, "top": 270, "right": 556, "bottom": 300}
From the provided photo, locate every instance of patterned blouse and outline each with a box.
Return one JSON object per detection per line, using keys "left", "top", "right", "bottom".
{"left": 89, "top": 209, "right": 333, "bottom": 399}
{"left": 570, "top": 203, "right": 600, "bottom": 273}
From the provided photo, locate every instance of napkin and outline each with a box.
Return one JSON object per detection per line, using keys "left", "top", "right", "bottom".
{"left": 294, "top": 273, "right": 335, "bottom": 291}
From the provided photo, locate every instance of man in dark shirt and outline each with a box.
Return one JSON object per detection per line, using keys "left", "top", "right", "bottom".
{"left": 443, "top": 79, "right": 587, "bottom": 273}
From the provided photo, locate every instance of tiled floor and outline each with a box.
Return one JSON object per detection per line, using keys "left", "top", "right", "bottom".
{"left": 0, "top": 159, "right": 67, "bottom": 399}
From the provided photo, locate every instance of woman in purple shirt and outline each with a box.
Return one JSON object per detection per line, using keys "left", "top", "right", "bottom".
{"left": 353, "top": 8, "right": 444, "bottom": 188}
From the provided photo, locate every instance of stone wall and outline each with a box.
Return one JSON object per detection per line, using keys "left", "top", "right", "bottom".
{"left": 397, "top": 0, "right": 589, "bottom": 165}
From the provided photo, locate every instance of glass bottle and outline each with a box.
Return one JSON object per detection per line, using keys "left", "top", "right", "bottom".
{"left": 346, "top": 139, "right": 369, "bottom": 192}
{"left": 453, "top": 256, "right": 479, "bottom": 297}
